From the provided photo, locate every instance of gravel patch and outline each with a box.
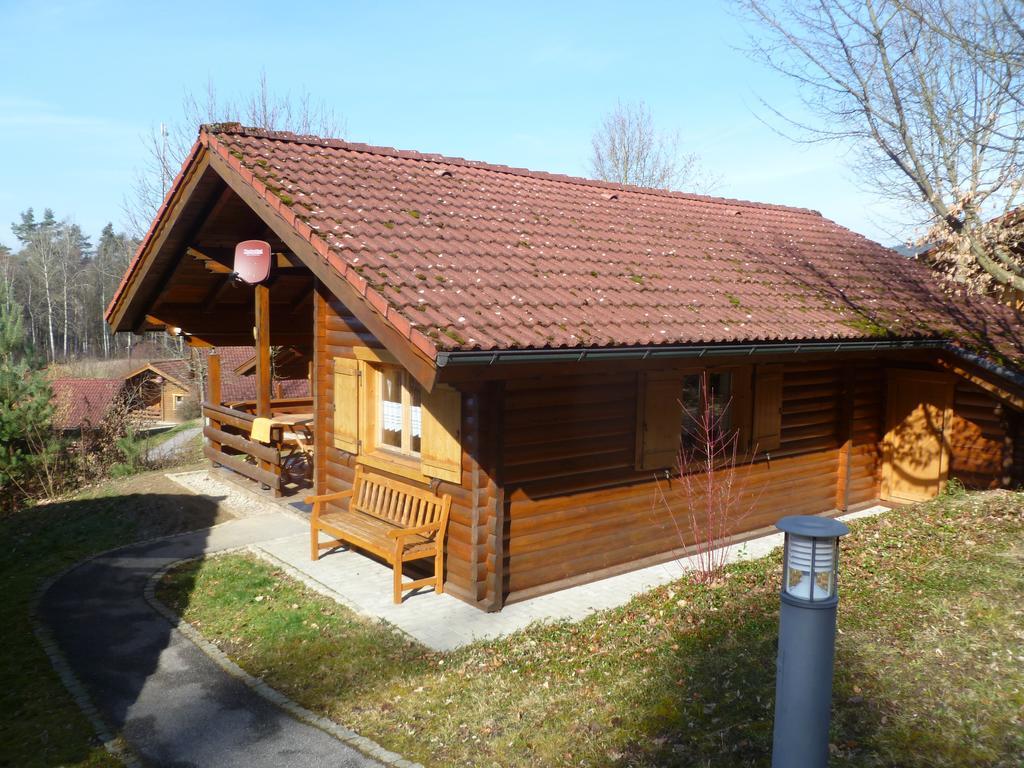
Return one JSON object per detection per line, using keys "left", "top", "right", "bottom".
{"left": 165, "top": 469, "right": 284, "bottom": 519}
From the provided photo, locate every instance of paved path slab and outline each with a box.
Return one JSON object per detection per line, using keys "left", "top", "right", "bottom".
{"left": 257, "top": 505, "right": 890, "bottom": 651}
{"left": 39, "top": 513, "right": 385, "bottom": 768}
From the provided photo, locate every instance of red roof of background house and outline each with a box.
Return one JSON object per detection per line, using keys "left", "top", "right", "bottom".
{"left": 109, "top": 124, "right": 1024, "bottom": 367}
{"left": 51, "top": 379, "right": 126, "bottom": 430}
{"left": 204, "top": 347, "right": 310, "bottom": 403}
{"left": 125, "top": 358, "right": 193, "bottom": 389}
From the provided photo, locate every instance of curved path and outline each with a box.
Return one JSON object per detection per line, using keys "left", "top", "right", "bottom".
{"left": 39, "top": 513, "right": 384, "bottom": 768}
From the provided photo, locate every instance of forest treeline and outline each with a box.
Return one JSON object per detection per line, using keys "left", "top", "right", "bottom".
{"left": 0, "top": 209, "right": 138, "bottom": 362}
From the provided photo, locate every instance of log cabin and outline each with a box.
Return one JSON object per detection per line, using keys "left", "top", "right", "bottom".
{"left": 105, "top": 124, "right": 1024, "bottom": 611}
{"left": 124, "top": 359, "right": 194, "bottom": 424}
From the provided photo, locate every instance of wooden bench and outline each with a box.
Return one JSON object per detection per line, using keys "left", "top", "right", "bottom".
{"left": 306, "top": 466, "right": 452, "bottom": 604}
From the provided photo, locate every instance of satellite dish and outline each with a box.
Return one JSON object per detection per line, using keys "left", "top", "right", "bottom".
{"left": 233, "top": 240, "right": 272, "bottom": 284}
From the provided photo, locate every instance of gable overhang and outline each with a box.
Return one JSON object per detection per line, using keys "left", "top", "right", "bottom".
{"left": 105, "top": 131, "right": 440, "bottom": 390}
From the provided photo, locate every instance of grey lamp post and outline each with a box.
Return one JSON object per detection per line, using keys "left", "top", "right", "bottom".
{"left": 771, "top": 515, "right": 850, "bottom": 768}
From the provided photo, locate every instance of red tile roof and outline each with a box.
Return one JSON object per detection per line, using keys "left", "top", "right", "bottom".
{"left": 51, "top": 379, "right": 126, "bottom": 430}
{"left": 203, "top": 347, "right": 310, "bottom": 403}
{"left": 125, "top": 359, "right": 193, "bottom": 389}
{"left": 109, "top": 124, "right": 1024, "bottom": 367}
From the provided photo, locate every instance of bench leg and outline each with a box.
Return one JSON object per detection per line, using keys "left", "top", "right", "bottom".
{"left": 310, "top": 525, "right": 319, "bottom": 561}
{"left": 393, "top": 541, "right": 403, "bottom": 604}
{"left": 435, "top": 545, "right": 444, "bottom": 595}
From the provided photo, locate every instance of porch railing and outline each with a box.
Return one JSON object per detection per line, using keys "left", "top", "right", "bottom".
{"left": 202, "top": 401, "right": 285, "bottom": 496}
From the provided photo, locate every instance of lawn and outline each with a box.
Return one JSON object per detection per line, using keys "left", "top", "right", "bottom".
{"left": 159, "top": 490, "right": 1024, "bottom": 768}
{"left": 0, "top": 465, "right": 233, "bottom": 768}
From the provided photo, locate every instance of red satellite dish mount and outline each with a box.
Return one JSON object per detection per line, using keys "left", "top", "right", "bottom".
{"left": 233, "top": 240, "right": 272, "bottom": 284}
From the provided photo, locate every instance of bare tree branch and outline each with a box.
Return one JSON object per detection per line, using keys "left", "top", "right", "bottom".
{"left": 123, "top": 70, "right": 346, "bottom": 237}
{"left": 589, "top": 100, "right": 720, "bottom": 193}
{"left": 737, "top": 0, "right": 1024, "bottom": 294}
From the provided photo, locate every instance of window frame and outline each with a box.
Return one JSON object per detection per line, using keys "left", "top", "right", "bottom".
{"left": 635, "top": 364, "right": 754, "bottom": 472}
{"left": 375, "top": 364, "right": 423, "bottom": 459}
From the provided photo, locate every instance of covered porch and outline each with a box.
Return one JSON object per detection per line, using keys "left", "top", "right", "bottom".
{"left": 107, "top": 159, "right": 318, "bottom": 498}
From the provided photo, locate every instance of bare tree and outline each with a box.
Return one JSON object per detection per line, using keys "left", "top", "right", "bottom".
{"left": 124, "top": 71, "right": 345, "bottom": 236}
{"left": 738, "top": 0, "right": 1024, "bottom": 294}
{"left": 589, "top": 100, "right": 719, "bottom": 192}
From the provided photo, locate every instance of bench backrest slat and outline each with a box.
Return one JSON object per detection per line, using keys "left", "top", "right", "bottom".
{"left": 351, "top": 467, "right": 447, "bottom": 537}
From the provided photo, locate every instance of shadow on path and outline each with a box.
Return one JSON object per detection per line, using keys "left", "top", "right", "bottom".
{"left": 38, "top": 497, "right": 379, "bottom": 767}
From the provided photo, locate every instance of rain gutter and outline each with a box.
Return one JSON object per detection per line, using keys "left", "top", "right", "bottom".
{"left": 434, "top": 338, "right": 952, "bottom": 368}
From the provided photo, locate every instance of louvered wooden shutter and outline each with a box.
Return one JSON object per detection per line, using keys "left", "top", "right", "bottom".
{"left": 637, "top": 372, "right": 683, "bottom": 470}
{"left": 752, "top": 364, "right": 783, "bottom": 453}
{"left": 332, "top": 357, "right": 360, "bottom": 453}
{"left": 730, "top": 365, "right": 754, "bottom": 453}
{"left": 421, "top": 384, "right": 462, "bottom": 483}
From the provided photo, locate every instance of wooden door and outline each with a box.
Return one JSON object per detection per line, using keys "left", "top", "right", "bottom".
{"left": 882, "top": 370, "right": 954, "bottom": 503}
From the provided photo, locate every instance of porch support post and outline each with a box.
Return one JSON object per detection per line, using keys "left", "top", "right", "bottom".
{"left": 206, "top": 351, "right": 222, "bottom": 465}
{"left": 255, "top": 284, "right": 272, "bottom": 418}
{"left": 207, "top": 352, "right": 222, "bottom": 406}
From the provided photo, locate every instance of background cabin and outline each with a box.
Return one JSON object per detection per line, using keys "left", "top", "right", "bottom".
{"left": 124, "top": 359, "right": 194, "bottom": 424}
{"left": 105, "top": 124, "right": 1024, "bottom": 612}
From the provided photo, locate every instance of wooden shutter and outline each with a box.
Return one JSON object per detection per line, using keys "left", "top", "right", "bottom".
{"left": 332, "top": 357, "right": 360, "bottom": 453}
{"left": 636, "top": 372, "right": 683, "bottom": 470}
{"left": 752, "top": 363, "right": 783, "bottom": 453}
{"left": 730, "top": 365, "right": 754, "bottom": 453}
{"left": 421, "top": 384, "right": 462, "bottom": 483}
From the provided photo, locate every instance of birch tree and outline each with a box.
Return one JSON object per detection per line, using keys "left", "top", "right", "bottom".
{"left": 738, "top": 0, "right": 1024, "bottom": 295}
{"left": 589, "top": 100, "right": 719, "bottom": 192}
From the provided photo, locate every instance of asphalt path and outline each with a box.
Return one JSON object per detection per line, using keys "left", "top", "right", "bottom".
{"left": 39, "top": 514, "right": 382, "bottom": 768}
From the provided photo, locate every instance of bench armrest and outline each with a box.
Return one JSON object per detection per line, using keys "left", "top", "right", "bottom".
{"left": 304, "top": 489, "right": 353, "bottom": 506}
{"left": 387, "top": 522, "right": 442, "bottom": 539}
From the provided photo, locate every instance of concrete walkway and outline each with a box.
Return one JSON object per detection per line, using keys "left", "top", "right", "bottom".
{"left": 38, "top": 513, "right": 386, "bottom": 768}
{"left": 257, "top": 503, "right": 891, "bottom": 651}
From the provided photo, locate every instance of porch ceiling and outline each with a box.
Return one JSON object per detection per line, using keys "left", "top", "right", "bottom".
{"left": 130, "top": 175, "right": 314, "bottom": 348}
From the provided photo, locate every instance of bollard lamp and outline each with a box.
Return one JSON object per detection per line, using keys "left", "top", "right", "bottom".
{"left": 771, "top": 515, "right": 850, "bottom": 768}
{"left": 777, "top": 516, "right": 849, "bottom": 606}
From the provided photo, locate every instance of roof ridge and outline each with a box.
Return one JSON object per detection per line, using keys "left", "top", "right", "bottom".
{"left": 201, "top": 123, "right": 823, "bottom": 217}
{"left": 52, "top": 377, "right": 124, "bottom": 383}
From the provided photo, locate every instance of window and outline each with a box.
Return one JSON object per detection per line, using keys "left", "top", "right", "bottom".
{"left": 680, "top": 371, "right": 733, "bottom": 454}
{"left": 332, "top": 353, "right": 463, "bottom": 484}
{"left": 378, "top": 366, "right": 422, "bottom": 457}
{"left": 636, "top": 366, "right": 752, "bottom": 471}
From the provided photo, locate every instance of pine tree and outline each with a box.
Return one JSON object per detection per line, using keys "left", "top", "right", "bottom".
{"left": 0, "top": 286, "right": 59, "bottom": 510}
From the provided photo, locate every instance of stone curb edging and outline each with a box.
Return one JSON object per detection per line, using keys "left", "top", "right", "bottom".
{"left": 145, "top": 556, "right": 424, "bottom": 768}
{"left": 31, "top": 561, "right": 153, "bottom": 768}
{"left": 28, "top": 516, "right": 286, "bottom": 768}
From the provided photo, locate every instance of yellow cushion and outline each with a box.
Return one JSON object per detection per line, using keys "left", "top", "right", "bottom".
{"left": 250, "top": 417, "right": 274, "bottom": 443}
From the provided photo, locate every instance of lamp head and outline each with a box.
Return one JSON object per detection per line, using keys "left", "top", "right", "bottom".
{"left": 776, "top": 516, "right": 849, "bottom": 607}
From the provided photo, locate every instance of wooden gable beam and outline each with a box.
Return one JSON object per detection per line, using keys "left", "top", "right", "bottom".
{"left": 187, "top": 246, "right": 233, "bottom": 274}
{"left": 204, "top": 147, "right": 438, "bottom": 390}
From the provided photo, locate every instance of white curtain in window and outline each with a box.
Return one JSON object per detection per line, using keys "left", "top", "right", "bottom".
{"left": 410, "top": 405, "right": 422, "bottom": 437}
{"left": 382, "top": 400, "right": 403, "bottom": 431}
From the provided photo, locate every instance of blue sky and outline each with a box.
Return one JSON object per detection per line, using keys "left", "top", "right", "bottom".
{"left": 0, "top": 0, "right": 906, "bottom": 251}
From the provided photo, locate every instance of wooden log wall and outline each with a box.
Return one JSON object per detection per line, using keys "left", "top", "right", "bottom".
{"left": 946, "top": 380, "right": 1011, "bottom": 489}
{"left": 309, "top": 287, "right": 1023, "bottom": 610}
{"left": 313, "top": 285, "right": 496, "bottom": 608}
{"left": 499, "top": 360, "right": 881, "bottom": 603}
